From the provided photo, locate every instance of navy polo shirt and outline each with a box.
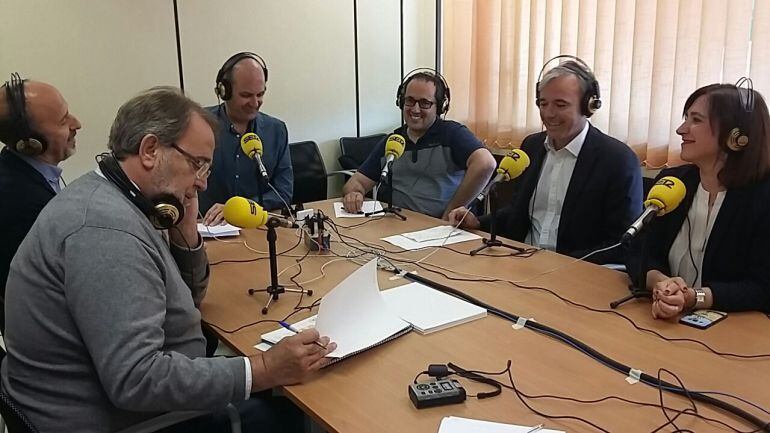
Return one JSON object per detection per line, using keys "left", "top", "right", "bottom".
{"left": 358, "top": 119, "right": 483, "bottom": 217}
{"left": 199, "top": 105, "right": 293, "bottom": 213}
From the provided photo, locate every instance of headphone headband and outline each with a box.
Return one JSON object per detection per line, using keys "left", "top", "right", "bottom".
{"left": 727, "top": 77, "right": 755, "bottom": 152}
{"left": 3, "top": 73, "right": 47, "bottom": 155}
{"left": 215, "top": 52, "right": 269, "bottom": 101}
{"left": 396, "top": 68, "right": 452, "bottom": 115}
{"left": 535, "top": 55, "right": 602, "bottom": 117}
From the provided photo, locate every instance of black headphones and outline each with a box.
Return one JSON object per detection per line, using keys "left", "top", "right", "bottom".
{"left": 726, "top": 77, "right": 754, "bottom": 152}
{"left": 396, "top": 68, "right": 451, "bottom": 115}
{"left": 96, "top": 152, "right": 184, "bottom": 230}
{"left": 214, "top": 52, "right": 269, "bottom": 101}
{"left": 2, "top": 73, "right": 48, "bottom": 156}
{"left": 536, "top": 55, "right": 602, "bottom": 117}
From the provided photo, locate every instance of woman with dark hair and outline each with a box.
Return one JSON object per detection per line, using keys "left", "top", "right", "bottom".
{"left": 626, "top": 81, "right": 770, "bottom": 319}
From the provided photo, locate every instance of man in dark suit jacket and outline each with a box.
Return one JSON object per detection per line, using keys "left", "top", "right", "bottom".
{"left": 0, "top": 75, "right": 81, "bottom": 332}
{"left": 449, "top": 60, "right": 642, "bottom": 264}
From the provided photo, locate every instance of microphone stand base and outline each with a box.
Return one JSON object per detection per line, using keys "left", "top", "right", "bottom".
{"left": 365, "top": 206, "right": 407, "bottom": 221}
{"left": 248, "top": 285, "right": 313, "bottom": 315}
{"left": 609, "top": 284, "right": 651, "bottom": 309}
{"left": 470, "top": 238, "right": 527, "bottom": 256}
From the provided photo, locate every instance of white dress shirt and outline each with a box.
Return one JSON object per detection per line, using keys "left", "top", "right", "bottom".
{"left": 525, "top": 122, "right": 590, "bottom": 250}
{"left": 668, "top": 183, "right": 725, "bottom": 288}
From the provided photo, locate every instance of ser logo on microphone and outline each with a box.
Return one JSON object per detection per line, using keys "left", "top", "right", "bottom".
{"left": 249, "top": 200, "right": 258, "bottom": 215}
{"left": 509, "top": 150, "right": 522, "bottom": 161}
{"left": 656, "top": 178, "right": 676, "bottom": 189}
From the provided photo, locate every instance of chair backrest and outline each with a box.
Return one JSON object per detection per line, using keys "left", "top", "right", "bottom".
{"left": 289, "top": 141, "right": 328, "bottom": 204}
{"left": 338, "top": 133, "right": 387, "bottom": 171}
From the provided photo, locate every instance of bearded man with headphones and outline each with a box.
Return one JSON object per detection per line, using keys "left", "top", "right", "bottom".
{"left": 2, "top": 87, "right": 333, "bottom": 432}
{"left": 200, "top": 52, "right": 293, "bottom": 225}
{"left": 0, "top": 74, "right": 81, "bottom": 333}
{"left": 342, "top": 69, "right": 496, "bottom": 219}
{"left": 449, "top": 56, "right": 643, "bottom": 265}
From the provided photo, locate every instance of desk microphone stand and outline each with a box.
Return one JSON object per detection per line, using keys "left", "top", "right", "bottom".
{"left": 248, "top": 218, "right": 312, "bottom": 314}
{"left": 365, "top": 164, "right": 406, "bottom": 221}
{"left": 470, "top": 186, "right": 527, "bottom": 256}
{"left": 610, "top": 235, "right": 651, "bottom": 309}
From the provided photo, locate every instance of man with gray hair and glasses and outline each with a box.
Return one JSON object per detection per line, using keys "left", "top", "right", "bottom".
{"left": 1, "top": 86, "right": 334, "bottom": 432}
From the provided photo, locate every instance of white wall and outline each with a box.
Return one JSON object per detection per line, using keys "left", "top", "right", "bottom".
{"left": 0, "top": 0, "right": 437, "bottom": 196}
{"left": 0, "top": 0, "right": 179, "bottom": 178}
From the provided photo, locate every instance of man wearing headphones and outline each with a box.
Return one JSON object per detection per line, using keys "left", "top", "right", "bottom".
{"left": 448, "top": 58, "right": 642, "bottom": 264}
{"left": 200, "top": 52, "right": 293, "bottom": 225}
{"left": 2, "top": 87, "right": 333, "bottom": 432}
{"left": 342, "top": 70, "right": 496, "bottom": 219}
{"left": 0, "top": 74, "right": 81, "bottom": 332}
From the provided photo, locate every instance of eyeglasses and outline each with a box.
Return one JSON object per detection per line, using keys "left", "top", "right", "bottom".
{"left": 403, "top": 97, "right": 435, "bottom": 110}
{"left": 170, "top": 143, "right": 211, "bottom": 180}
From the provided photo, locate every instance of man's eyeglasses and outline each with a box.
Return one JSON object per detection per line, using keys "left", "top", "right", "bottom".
{"left": 170, "top": 143, "right": 211, "bottom": 180}
{"left": 403, "top": 97, "right": 435, "bottom": 110}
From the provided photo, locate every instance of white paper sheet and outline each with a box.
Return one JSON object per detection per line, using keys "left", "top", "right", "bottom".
{"left": 438, "top": 416, "right": 564, "bottom": 433}
{"left": 313, "top": 259, "right": 410, "bottom": 358}
{"left": 333, "top": 201, "right": 384, "bottom": 218}
{"left": 197, "top": 223, "right": 241, "bottom": 238}
{"left": 381, "top": 225, "right": 481, "bottom": 250}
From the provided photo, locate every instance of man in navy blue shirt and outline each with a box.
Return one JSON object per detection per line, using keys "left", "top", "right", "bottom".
{"left": 201, "top": 52, "right": 293, "bottom": 224}
{"left": 342, "top": 71, "right": 496, "bottom": 219}
{"left": 0, "top": 75, "right": 81, "bottom": 332}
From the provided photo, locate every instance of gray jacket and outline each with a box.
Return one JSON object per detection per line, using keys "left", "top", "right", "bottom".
{"left": 1, "top": 172, "right": 246, "bottom": 432}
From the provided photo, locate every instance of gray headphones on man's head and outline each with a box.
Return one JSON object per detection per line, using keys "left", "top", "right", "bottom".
{"left": 214, "top": 52, "right": 269, "bottom": 101}
{"left": 535, "top": 55, "right": 602, "bottom": 117}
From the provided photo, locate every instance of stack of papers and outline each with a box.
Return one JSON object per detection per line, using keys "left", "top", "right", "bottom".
{"left": 381, "top": 282, "right": 486, "bottom": 334}
{"left": 333, "top": 201, "right": 384, "bottom": 218}
{"left": 382, "top": 225, "right": 481, "bottom": 250}
{"left": 197, "top": 223, "right": 240, "bottom": 238}
{"left": 438, "top": 417, "right": 564, "bottom": 433}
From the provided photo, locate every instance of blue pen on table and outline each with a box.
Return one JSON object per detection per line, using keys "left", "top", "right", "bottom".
{"left": 278, "top": 321, "right": 328, "bottom": 349}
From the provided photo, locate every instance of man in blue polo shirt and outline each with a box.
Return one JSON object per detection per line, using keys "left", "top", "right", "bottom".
{"left": 201, "top": 52, "right": 293, "bottom": 225}
{"left": 342, "top": 71, "right": 496, "bottom": 219}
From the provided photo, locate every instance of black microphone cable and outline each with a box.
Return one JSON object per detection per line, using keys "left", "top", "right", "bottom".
{"left": 396, "top": 268, "right": 770, "bottom": 433}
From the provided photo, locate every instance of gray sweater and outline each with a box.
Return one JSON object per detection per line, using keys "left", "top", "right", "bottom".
{"left": 1, "top": 172, "right": 246, "bottom": 432}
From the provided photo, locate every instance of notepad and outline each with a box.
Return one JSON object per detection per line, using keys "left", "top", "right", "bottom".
{"left": 257, "top": 259, "right": 412, "bottom": 364}
{"left": 438, "top": 416, "right": 564, "bottom": 433}
{"left": 381, "top": 282, "right": 487, "bottom": 334}
{"left": 197, "top": 223, "right": 240, "bottom": 238}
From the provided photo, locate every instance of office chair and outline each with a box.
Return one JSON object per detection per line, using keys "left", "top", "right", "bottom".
{"left": 289, "top": 140, "right": 352, "bottom": 204}
{"left": 338, "top": 133, "right": 387, "bottom": 175}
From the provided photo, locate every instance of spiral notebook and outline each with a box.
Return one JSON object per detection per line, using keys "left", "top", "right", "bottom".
{"left": 258, "top": 259, "right": 412, "bottom": 365}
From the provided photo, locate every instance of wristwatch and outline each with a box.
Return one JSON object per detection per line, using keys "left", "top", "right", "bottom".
{"left": 692, "top": 287, "right": 707, "bottom": 310}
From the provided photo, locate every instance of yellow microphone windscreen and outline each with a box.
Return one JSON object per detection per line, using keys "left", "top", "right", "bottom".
{"left": 240, "top": 132, "right": 263, "bottom": 157}
{"left": 645, "top": 176, "right": 686, "bottom": 216}
{"left": 223, "top": 196, "right": 269, "bottom": 229}
{"left": 497, "top": 149, "right": 531, "bottom": 181}
{"left": 384, "top": 134, "right": 406, "bottom": 159}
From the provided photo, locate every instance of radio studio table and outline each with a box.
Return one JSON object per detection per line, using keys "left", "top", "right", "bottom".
{"left": 200, "top": 200, "right": 770, "bottom": 433}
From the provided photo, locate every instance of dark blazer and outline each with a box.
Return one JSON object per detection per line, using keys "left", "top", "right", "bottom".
{"left": 0, "top": 148, "right": 56, "bottom": 328}
{"left": 626, "top": 164, "right": 770, "bottom": 313}
{"left": 481, "top": 124, "right": 643, "bottom": 264}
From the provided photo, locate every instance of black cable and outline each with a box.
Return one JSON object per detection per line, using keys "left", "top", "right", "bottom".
{"left": 397, "top": 269, "right": 770, "bottom": 432}
{"left": 209, "top": 231, "right": 303, "bottom": 266}
{"left": 410, "top": 260, "right": 770, "bottom": 359}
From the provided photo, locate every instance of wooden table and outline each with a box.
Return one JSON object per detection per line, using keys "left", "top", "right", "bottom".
{"left": 200, "top": 200, "right": 770, "bottom": 433}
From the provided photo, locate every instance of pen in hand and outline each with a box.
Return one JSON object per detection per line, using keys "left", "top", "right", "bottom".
{"left": 278, "top": 321, "right": 328, "bottom": 349}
